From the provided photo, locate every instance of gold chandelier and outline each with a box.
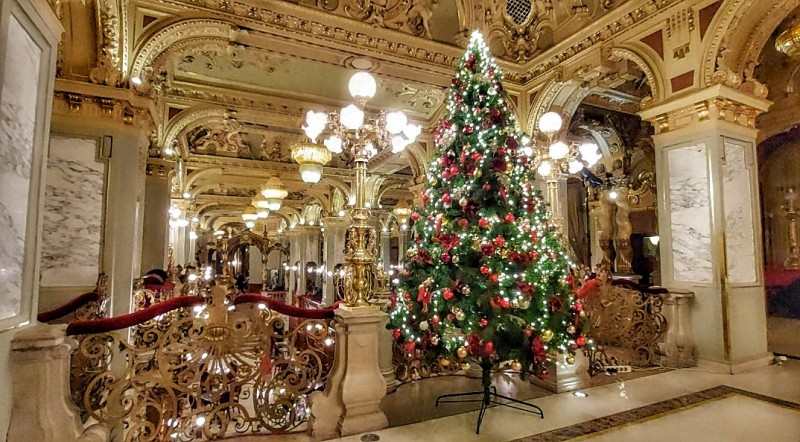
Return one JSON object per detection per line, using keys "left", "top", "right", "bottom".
{"left": 777, "top": 21, "right": 800, "bottom": 60}
{"left": 291, "top": 142, "right": 331, "bottom": 184}
{"left": 260, "top": 177, "right": 288, "bottom": 211}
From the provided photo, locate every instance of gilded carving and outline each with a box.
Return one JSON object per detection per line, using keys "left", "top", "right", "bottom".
{"left": 89, "top": 0, "right": 122, "bottom": 87}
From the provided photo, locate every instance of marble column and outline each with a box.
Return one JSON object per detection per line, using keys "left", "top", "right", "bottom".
{"left": 380, "top": 231, "right": 391, "bottom": 273}
{"left": 640, "top": 88, "right": 770, "bottom": 372}
{"left": 612, "top": 184, "right": 634, "bottom": 275}
{"left": 140, "top": 164, "right": 170, "bottom": 273}
{"left": 287, "top": 226, "right": 321, "bottom": 303}
{"left": 322, "top": 218, "right": 346, "bottom": 306}
{"left": 596, "top": 190, "right": 616, "bottom": 267}
{"left": 544, "top": 176, "right": 569, "bottom": 231}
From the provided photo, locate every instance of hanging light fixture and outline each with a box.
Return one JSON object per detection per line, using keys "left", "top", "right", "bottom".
{"left": 777, "top": 21, "right": 800, "bottom": 60}
{"left": 241, "top": 207, "right": 259, "bottom": 222}
{"left": 260, "top": 177, "right": 288, "bottom": 211}
{"left": 291, "top": 142, "right": 332, "bottom": 183}
{"left": 393, "top": 199, "right": 412, "bottom": 224}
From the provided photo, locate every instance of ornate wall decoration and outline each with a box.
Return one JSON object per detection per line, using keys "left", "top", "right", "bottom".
{"left": 310, "top": 0, "right": 437, "bottom": 39}
{"left": 485, "top": 0, "right": 551, "bottom": 63}
{"left": 186, "top": 113, "right": 254, "bottom": 159}
{"left": 89, "top": 0, "right": 122, "bottom": 87}
{"left": 394, "top": 83, "right": 442, "bottom": 109}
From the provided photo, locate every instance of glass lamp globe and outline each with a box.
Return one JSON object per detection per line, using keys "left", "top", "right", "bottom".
{"left": 385, "top": 111, "right": 408, "bottom": 135}
{"left": 391, "top": 135, "right": 408, "bottom": 153}
{"left": 568, "top": 160, "right": 584, "bottom": 174}
{"left": 299, "top": 164, "right": 323, "bottom": 183}
{"left": 324, "top": 135, "right": 343, "bottom": 153}
{"left": 537, "top": 161, "right": 553, "bottom": 177}
{"left": 579, "top": 142, "right": 599, "bottom": 161}
{"left": 403, "top": 124, "right": 422, "bottom": 142}
{"left": 549, "top": 141, "right": 570, "bottom": 160}
{"left": 348, "top": 71, "right": 377, "bottom": 99}
{"left": 340, "top": 104, "right": 365, "bottom": 130}
{"left": 538, "top": 112, "right": 563, "bottom": 133}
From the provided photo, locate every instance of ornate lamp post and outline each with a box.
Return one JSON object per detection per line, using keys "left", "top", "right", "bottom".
{"left": 782, "top": 187, "right": 800, "bottom": 270}
{"left": 293, "top": 71, "right": 421, "bottom": 308}
{"left": 526, "top": 111, "right": 602, "bottom": 228}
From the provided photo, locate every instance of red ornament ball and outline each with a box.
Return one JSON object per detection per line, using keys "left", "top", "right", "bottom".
{"left": 574, "top": 302, "right": 583, "bottom": 312}
{"left": 459, "top": 218, "right": 469, "bottom": 229}
{"left": 442, "top": 193, "right": 451, "bottom": 203}
{"left": 499, "top": 298, "right": 510, "bottom": 309}
{"left": 483, "top": 183, "right": 491, "bottom": 191}
{"left": 392, "top": 328, "right": 401, "bottom": 340}
{"left": 411, "top": 212, "right": 420, "bottom": 221}
{"left": 493, "top": 235, "right": 505, "bottom": 247}
{"left": 480, "top": 265, "right": 490, "bottom": 275}
{"left": 449, "top": 165, "right": 459, "bottom": 176}
{"left": 479, "top": 318, "right": 489, "bottom": 327}
{"left": 505, "top": 213, "right": 516, "bottom": 223}
{"left": 478, "top": 218, "right": 490, "bottom": 228}
{"left": 576, "top": 336, "right": 587, "bottom": 347}
{"left": 489, "top": 273, "right": 499, "bottom": 283}
{"left": 523, "top": 328, "right": 533, "bottom": 337}
{"left": 443, "top": 288, "right": 454, "bottom": 300}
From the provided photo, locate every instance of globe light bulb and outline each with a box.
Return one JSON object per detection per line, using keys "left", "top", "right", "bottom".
{"left": 303, "top": 111, "right": 328, "bottom": 143}
{"left": 522, "top": 146, "right": 534, "bottom": 157}
{"left": 257, "top": 210, "right": 269, "bottom": 218}
{"left": 391, "top": 135, "right": 409, "bottom": 153}
{"left": 324, "top": 135, "right": 343, "bottom": 153}
{"left": 549, "top": 141, "right": 569, "bottom": 160}
{"left": 245, "top": 221, "right": 255, "bottom": 229}
{"left": 340, "top": 104, "right": 364, "bottom": 130}
{"left": 403, "top": 124, "right": 422, "bottom": 142}
{"left": 568, "top": 160, "right": 583, "bottom": 174}
{"left": 348, "top": 71, "right": 377, "bottom": 99}
{"left": 385, "top": 111, "right": 408, "bottom": 135}
{"left": 299, "top": 164, "right": 323, "bottom": 183}
{"left": 579, "top": 142, "right": 599, "bottom": 162}
{"left": 538, "top": 112, "right": 563, "bottom": 133}
{"left": 189, "top": 231, "right": 198, "bottom": 240}
{"left": 537, "top": 161, "right": 553, "bottom": 177}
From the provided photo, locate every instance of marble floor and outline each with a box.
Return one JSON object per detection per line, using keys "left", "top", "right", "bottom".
{"left": 247, "top": 359, "right": 800, "bottom": 442}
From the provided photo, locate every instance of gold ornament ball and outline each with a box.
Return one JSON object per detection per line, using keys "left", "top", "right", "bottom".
{"left": 459, "top": 197, "right": 468, "bottom": 207}
{"left": 457, "top": 347, "right": 468, "bottom": 359}
{"left": 440, "top": 358, "right": 450, "bottom": 367}
{"left": 579, "top": 310, "right": 587, "bottom": 318}
{"left": 431, "top": 335, "right": 440, "bottom": 345}
{"left": 511, "top": 361, "right": 523, "bottom": 371}
{"left": 406, "top": 248, "right": 415, "bottom": 258}
{"left": 456, "top": 311, "right": 466, "bottom": 321}
{"left": 519, "top": 300, "right": 530, "bottom": 310}
{"left": 541, "top": 329, "right": 554, "bottom": 342}
{"left": 453, "top": 255, "right": 460, "bottom": 264}
{"left": 567, "top": 325, "right": 576, "bottom": 334}
{"left": 506, "top": 162, "right": 514, "bottom": 172}
{"left": 510, "top": 298, "right": 520, "bottom": 309}
{"left": 461, "top": 362, "right": 471, "bottom": 370}
{"left": 566, "top": 355, "right": 576, "bottom": 365}
{"left": 475, "top": 170, "right": 483, "bottom": 178}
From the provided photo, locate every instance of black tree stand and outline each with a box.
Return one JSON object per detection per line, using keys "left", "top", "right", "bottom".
{"left": 435, "top": 361, "right": 544, "bottom": 434}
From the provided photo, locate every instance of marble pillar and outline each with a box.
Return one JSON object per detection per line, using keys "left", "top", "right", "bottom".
{"left": 641, "top": 89, "right": 770, "bottom": 372}
{"left": 544, "top": 176, "right": 569, "bottom": 231}
{"left": 613, "top": 185, "right": 634, "bottom": 275}
{"left": 380, "top": 231, "right": 391, "bottom": 273}
{"left": 140, "top": 170, "right": 170, "bottom": 273}
{"left": 322, "top": 218, "right": 346, "bottom": 306}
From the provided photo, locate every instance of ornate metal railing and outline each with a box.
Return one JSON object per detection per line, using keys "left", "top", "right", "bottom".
{"left": 578, "top": 267, "right": 667, "bottom": 375}
{"left": 37, "top": 273, "right": 109, "bottom": 323}
{"left": 391, "top": 341, "right": 463, "bottom": 384}
{"left": 66, "top": 277, "right": 336, "bottom": 441}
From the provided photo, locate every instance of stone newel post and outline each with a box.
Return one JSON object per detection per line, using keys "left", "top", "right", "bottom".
{"left": 8, "top": 325, "right": 84, "bottom": 442}
{"left": 309, "top": 307, "right": 389, "bottom": 439}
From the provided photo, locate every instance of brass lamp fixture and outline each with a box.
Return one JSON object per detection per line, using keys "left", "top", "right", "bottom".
{"left": 777, "top": 21, "right": 800, "bottom": 60}
{"left": 297, "top": 71, "right": 421, "bottom": 308}
{"left": 292, "top": 142, "right": 332, "bottom": 184}
{"left": 260, "top": 177, "right": 288, "bottom": 211}
{"left": 393, "top": 199, "right": 412, "bottom": 229}
{"left": 526, "top": 111, "right": 602, "bottom": 179}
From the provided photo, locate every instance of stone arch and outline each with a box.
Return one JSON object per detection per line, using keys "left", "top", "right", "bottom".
{"left": 700, "top": 0, "right": 799, "bottom": 92}
{"left": 162, "top": 106, "right": 229, "bottom": 157}
{"left": 129, "top": 17, "right": 237, "bottom": 83}
{"left": 528, "top": 45, "right": 664, "bottom": 134}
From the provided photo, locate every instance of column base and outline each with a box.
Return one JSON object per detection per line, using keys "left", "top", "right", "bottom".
{"left": 696, "top": 353, "right": 774, "bottom": 374}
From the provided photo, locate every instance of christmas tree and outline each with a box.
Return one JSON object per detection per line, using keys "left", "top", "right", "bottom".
{"left": 389, "top": 31, "right": 586, "bottom": 382}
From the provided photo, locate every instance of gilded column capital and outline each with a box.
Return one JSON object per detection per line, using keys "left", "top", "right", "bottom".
{"left": 638, "top": 84, "right": 771, "bottom": 136}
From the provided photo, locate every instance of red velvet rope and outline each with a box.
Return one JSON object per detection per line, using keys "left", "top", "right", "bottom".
{"left": 37, "top": 291, "right": 101, "bottom": 323}
{"left": 234, "top": 294, "right": 338, "bottom": 319}
{"left": 66, "top": 296, "right": 203, "bottom": 335}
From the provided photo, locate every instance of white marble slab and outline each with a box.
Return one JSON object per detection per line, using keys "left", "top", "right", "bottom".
{"left": 668, "top": 144, "right": 713, "bottom": 283}
{"left": 0, "top": 17, "right": 42, "bottom": 321}
{"left": 40, "top": 136, "right": 104, "bottom": 287}
{"left": 723, "top": 141, "right": 757, "bottom": 284}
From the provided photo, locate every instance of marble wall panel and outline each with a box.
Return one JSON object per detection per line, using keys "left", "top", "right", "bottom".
{"left": 722, "top": 141, "right": 757, "bottom": 284}
{"left": 0, "top": 17, "right": 42, "bottom": 321}
{"left": 40, "top": 136, "right": 105, "bottom": 287}
{"left": 668, "top": 144, "right": 713, "bottom": 283}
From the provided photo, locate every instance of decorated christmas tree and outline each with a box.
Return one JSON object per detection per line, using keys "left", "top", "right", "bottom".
{"left": 389, "top": 31, "right": 586, "bottom": 384}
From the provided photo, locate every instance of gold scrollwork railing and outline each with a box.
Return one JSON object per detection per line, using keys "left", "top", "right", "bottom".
{"left": 391, "top": 341, "right": 463, "bottom": 384}
{"left": 580, "top": 267, "right": 667, "bottom": 375}
{"left": 70, "top": 281, "right": 335, "bottom": 441}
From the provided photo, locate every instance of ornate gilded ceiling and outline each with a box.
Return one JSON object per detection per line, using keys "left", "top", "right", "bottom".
{"left": 50, "top": 0, "right": 794, "bottom": 233}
